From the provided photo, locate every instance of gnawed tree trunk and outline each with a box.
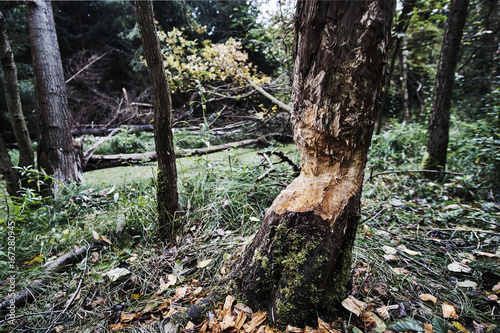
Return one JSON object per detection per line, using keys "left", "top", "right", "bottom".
{"left": 423, "top": 0, "right": 469, "bottom": 170}
{"left": 227, "top": 0, "right": 395, "bottom": 327}
{"left": 0, "top": 11, "right": 34, "bottom": 172}
{"left": 135, "top": 0, "right": 178, "bottom": 236}
{"left": 26, "top": 0, "right": 83, "bottom": 194}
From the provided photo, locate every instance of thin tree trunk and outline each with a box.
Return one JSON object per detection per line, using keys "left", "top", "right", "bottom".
{"left": 227, "top": 0, "right": 395, "bottom": 327}
{"left": 423, "top": 0, "right": 469, "bottom": 170}
{"left": 26, "top": 0, "right": 83, "bottom": 194}
{"left": 401, "top": 34, "right": 411, "bottom": 122}
{"left": 375, "top": 0, "right": 416, "bottom": 134}
{"left": 135, "top": 0, "right": 178, "bottom": 236}
{"left": 0, "top": 11, "right": 34, "bottom": 172}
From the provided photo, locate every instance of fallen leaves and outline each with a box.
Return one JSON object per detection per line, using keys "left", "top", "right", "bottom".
{"left": 442, "top": 303, "right": 459, "bottom": 319}
{"left": 419, "top": 294, "right": 438, "bottom": 304}
{"left": 447, "top": 262, "right": 471, "bottom": 273}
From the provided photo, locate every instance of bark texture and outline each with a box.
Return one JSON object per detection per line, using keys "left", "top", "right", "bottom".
{"left": 424, "top": 0, "right": 469, "bottom": 170}
{"left": 228, "top": 0, "right": 395, "bottom": 327}
{"left": 135, "top": 0, "right": 178, "bottom": 235}
{"left": 0, "top": 134, "right": 19, "bottom": 196}
{"left": 26, "top": 0, "right": 83, "bottom": 194}
{"left": 0, "top": 11, "right": 34, "bottom": 171}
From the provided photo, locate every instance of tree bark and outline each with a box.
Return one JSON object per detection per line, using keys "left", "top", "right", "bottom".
{"left": 423, "top": 0, "right": 469, "bottom": 170}
{"left": 26, "top": 0, "right": 83, "bottom": 194}
{"left": 227, "top": 0, "right": 395, "bottom": 327}
{"left": 135, "top": 0, "right": 178, "bottom": 236}
{"left": 400, "top": 34, "right": 411, "bottom": 122}
{"left": 0, "top": 11, "right": 35, "bottom": 171}
{"left": 0, "top": 134, "right": 19, "bottom": 196}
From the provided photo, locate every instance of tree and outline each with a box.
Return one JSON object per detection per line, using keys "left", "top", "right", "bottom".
{"left": 422, "top": 0, "right": 470, "bottom": 170}
{"left": 135, "top": 0, "right": 178, "bottom": 235}
{"left": 26, "top": 0, "right": 83, "bottom": 194}
{"left": 227, "top": 0, "right": 395, "bottom": 327}
{"left": 0, "top": 11, "right": 34, "bottom": 182}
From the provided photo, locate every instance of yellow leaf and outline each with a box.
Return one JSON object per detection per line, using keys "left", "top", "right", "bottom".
{"left": 101, "top": 235, "right": 113, "bottom": 245}
{"left": 442, "top": 303, "right": 459, "bottom": 319}
{"left": 452, "top": 321, "right": 469, "bottom": 333}
{"left": 23, "top": 254, "right": 44, "bottom": 266}
{"left": 197, "top": 258, "right": 213, "bottom": 268}
{"left": 419, "top": 294, "right": 437, "bottom": 303}
{"left": 131, "top": 293, "right": 143, "bottom": 300}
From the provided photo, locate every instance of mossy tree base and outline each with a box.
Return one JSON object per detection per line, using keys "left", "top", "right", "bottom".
{"left": 228, "top": 198, "right": 360, "bottom": 327}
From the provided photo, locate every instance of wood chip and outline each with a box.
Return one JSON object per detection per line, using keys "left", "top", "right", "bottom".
{"left": 341, "top": 296, "right": 367, "bottom": 316}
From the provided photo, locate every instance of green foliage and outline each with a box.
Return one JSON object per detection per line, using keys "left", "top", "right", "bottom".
{"left": 90, "top": 130, "right": 155, "bottom": 155}
{"left": 387, "top": 318, "right": 425, "bottom": 332}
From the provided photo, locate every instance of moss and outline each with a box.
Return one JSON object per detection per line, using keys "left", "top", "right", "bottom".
{"left": 421, "top": 151, "right": 443, "bottom": 171}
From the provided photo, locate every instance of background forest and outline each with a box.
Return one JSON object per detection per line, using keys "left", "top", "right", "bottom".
{"left": 0, "top": 0, "right": 499, "bottom": 332}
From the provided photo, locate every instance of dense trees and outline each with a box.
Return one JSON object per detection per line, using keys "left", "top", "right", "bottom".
{"left": 26, "top": 0, "right": 83, "bottom": 194}
{"left": 228, "top": 0, "right": 395, "bottom": 326}
{"left": 135, "top": 0, "right": 178, "bottom": 235}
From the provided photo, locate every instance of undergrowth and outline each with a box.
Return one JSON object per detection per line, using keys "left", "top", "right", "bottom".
{"left": 0, "top": 121, "right": 499, "bottom": 332}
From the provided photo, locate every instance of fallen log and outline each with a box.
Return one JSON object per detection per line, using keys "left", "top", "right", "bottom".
{"left": 83, "top": 137, "right": 268, "bottom": 171}
{"left": 71, "top": 124, "right": 154, "bottom": 137}
{"left": 0, "top": 245, "right": 92, "bottom": 318}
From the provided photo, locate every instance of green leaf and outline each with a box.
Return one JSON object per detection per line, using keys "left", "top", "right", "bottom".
{"left": 387, "top": 318, "right": 424, "bottom": 332}
{"left": 432, "top": 317, "right": 448, "bottom": 333}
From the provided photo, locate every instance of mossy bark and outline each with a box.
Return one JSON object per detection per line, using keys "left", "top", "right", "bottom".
{"left": 136, "top": 0, "right": 178, "bottom": 236}
{"left": 228, "top": 0, "right": 395, "bottom": 327}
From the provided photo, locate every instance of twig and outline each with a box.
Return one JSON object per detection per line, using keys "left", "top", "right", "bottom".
{"left": 65, "top": 50, "right": 113, "bottom": 84}
{"left": 257, "top": 149, "right": 301, "bottom": 174}
{"left": 44, "top": 256, "right": 88, "bottom": 333}
{"left": 82, "top": 127, "right": 122, "bottom": 165}
{"left": 0, "top": 310, "right": 64, "bottom": 325}
{"left": 360, "top": 207, "right": 386, "bottom": 225}
{"left": 367, "top": 169, "right": 465, "bottom": 181}
{"left": 256, "top": 152, "right": 275, "bottom": 183}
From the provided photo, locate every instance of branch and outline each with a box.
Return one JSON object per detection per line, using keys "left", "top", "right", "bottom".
{"left": 65, "top": 49, "right": 113, "bottom": 84}
{"left": 82, "top": 127, "right": 122, "bottom": 165}
{"left": 256, "top": 151, "right": 276, "bottom": 183}
{"left": 236, "top": 70, "right": 292, "bottom": 112}
{"left": 366, "top": 169, "right": 465, "bottom": 181}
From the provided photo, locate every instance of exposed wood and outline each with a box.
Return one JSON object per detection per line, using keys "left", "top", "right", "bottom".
{"left": 0, "top": 245, "right": 91, "bottom": 317}
{"left": 82, "top": 127, "right": 122, "bottom": 164}
{"left": 227, "top": 0, "right": 395, "bottom": 327}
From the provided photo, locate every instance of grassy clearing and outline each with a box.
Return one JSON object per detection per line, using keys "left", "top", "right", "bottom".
{"left": 0, "top": 122, "right": 498, "bottom": 332}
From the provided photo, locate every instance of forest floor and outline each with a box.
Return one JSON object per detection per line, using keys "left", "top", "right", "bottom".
{"left": 0, "top": 122, "right": 499, "bottom": 333}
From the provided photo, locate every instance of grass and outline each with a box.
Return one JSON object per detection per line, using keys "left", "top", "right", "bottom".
{"left": 0, "top": 122, "right": 499, "bottom": 332}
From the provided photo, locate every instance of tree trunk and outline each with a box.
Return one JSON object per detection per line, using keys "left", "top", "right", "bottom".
{"left": 26, "top": 0, "right": 83, "bottom": 194}
{"left": 135, "top": 0, "right": 178, "bottom": 236}
{"left": 423, "top": 0, "right": 469, "bottom": 170}
{"left": 400, "top": 34, "right": 411, "bottom": 122}
{"left": 375, "top": 0, "right": 416, "bottom": 134}
{"left": 0, "top": 134, "right": 19, "bottom": 196}
{"left": 0, "top": 11, "right": 35, "bottom": 171}
{"left": 227, "top": 0, "right": 395, "bottom": 327}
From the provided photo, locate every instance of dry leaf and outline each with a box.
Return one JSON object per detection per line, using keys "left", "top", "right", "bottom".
{"left": 473, "top": 251, "right": 499, "bottom": 258}
{"left": 120, "top": 313, "right": 136, "bottom": 323}
{"left": 447, "top": 262, "right": 471, "bottom": 273}
{"left": 197, "top": 258, "right": 213, "bottom": 269}
{"left": 101, "top": 235, "right": 113, "bottom": 245}
{"left": 360, "top": 311, "right": 377, "bottom": 330}
{"left": 442, "top": 303, "right": 459, "bottom": 319}
{"left": 318, "top": 317, "right": 341, "bottom": 333}
{"left": 110, "top": 323, "right": 128, "bottom": 331}
{"left": 234, "top": 303, "right": 253, "bottom": 317}
{"left": 457, "top": 280, "right": 477, "bottom": 288}
{"left": 376, "top": 306, "right": 390, "bottom": 320}
{"left": 382, "top": 245, "right": 398, "bottom": 255}
{"left": 175, "top": 286, "right": 188, "bottom": 298}
{"left": 243, "top": 311, "right": 267, "bottom": 333}
{"left": 92, "top": 230, "right": 100, "bottom": 240}
{"left": 424, "top": 323, "right": 434, "bottom": 333}
{"left": 341, "top": 296, "right": 366, "bottom": 316}
{"left": 398, "top": 245, "right": 422, "bottom": 256}
{"left": 487, "top": 294, "right": 498, "bottom": 301}
{"left": 220, "top": 314, "right": 236, "bottom": 331}
{"left": 419, "top": 294, "right": 437, "bottom": 303}
{"left": 393, "top": 267, "right": 411, "bottom": 275}
{"left": 492, "top": 282, "right": 500, "bottom": 292}
{"left": 383, "top": 254, "right": 399, "bottom": 261}
{"left": 285, "top": 326, "right": 302, "bottom": 333}
{"left": 185, "top": 322, "right": 195, "bottom": 330}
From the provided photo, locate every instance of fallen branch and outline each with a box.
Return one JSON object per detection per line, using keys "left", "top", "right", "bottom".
{"left": 367, "top": 169, "right": 465, "bottom": 181}
{"left": 236, "top": 70, "right": 292, "bottom": 113}
{"left": 84, "top": 137, "right": 268, "bottom": 171}
{"left": 256, "top": 150, "right": 275, "bottom": 183}
{"left": 256, "top": 148, "right": 301, "bottom": 182}
{"left": 0, "top": 245, "right": 92, "bottom": 317}
{"left": 82, "top": 127, "right": 122, "bottom": 165}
